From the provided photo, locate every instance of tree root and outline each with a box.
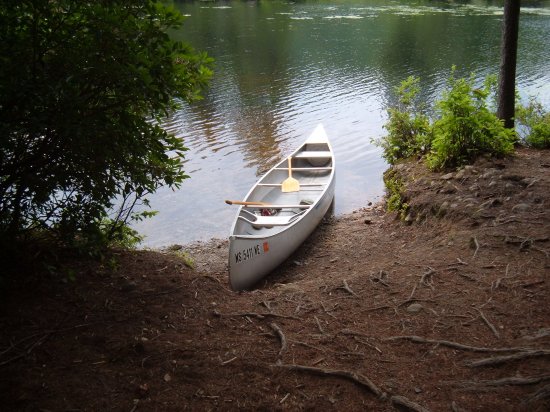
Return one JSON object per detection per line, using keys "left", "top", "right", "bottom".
{"left": 466, "top": 350, "right": 550, "bottom": 367}
{"left": 0, "top": 318, "right": 71, "bottom": 367}
{"left": 391, "top": 395, "right": 431, "bottom": 412}
{"left": 384, "top": 335, "right": 534, "bottom": 353}
{"left": 212, "top": 310, "right": 300, "bottom": 320}
{"left": 339, "top": 279, "right": 359, "bottom": 297}
{"left": 522, "top": 384, "right": 550, "bottom": 407}
{"left": 522, "top": 328, "right": 550, "bottom": 340}
{"left": 314, "top": 316, "right": 325, "bottom": 334}
{"left": 0, "top": 332, "right": 52, "bottom": 367}
{"left": 340, "top": 329, "right": 382, "bottom": 353}
{"left": 457, "top": 375, "right": 550, "bottom": 388}
{"left": 408, "top": 283, "right": 418, "bottom": 300}
{"left": 275, "top": 363, "right": 386, "bottom": 399}
{"left": 419, "top": 267, "right": 436, "bottom": 290}
{"left": 470, "top": 236, "right": 480, "bottom": 258}
{"left": 370, "top": 270, "right": 390, "bottom": 287}
{"left": 288, "top": 339, "right": 326, "bottom": 353}
{"left": 269, "top": 322, "right": 287, "bottom": 358}
{"left": 476, "top": 308, "right": 500, "bottom": 339}
{"left": 276, "top": 363, "right": 434, "bottom": 411}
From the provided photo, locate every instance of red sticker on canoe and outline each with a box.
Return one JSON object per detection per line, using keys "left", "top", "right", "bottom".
{"left": 263, "top": 242, "right": 269, "bottom": 253}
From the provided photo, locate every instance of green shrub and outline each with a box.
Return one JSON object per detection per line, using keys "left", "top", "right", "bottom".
{"left": 0, "top": 1, "right": 212, "bottom": 252}
{"left": 383, "top": 169, "right": 409, "bottom": 217}
{"left": 426, "top": 70, "right": 516, "bottom": 170}
{"left": 380, "top": 69, "right": 519, "bottom": 173}
{"left": 516, "top": 98, "right": 550, "bottom": 149}
{"left": 380, "top": 76, "right": 432, "bottom": 165}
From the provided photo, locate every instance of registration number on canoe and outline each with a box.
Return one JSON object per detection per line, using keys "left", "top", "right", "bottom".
{"left": 234, "top": 242, "right": 269, "bottom": 264}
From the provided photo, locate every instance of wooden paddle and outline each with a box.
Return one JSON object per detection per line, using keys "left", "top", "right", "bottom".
{"left": 225, "top": 200, "right": 268, "bottom": 206}
{"left": 281, "top": 157, "right": 300, "bottom": 193}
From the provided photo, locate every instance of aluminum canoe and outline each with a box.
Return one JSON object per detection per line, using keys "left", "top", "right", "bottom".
{"left": 228, "top": 124, "right": 335, "bottom": 290}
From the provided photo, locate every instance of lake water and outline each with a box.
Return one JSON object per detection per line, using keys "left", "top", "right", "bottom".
{"left": 133, "top": 0, "right": 550, "bottom": 247}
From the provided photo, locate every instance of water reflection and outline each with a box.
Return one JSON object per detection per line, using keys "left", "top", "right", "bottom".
{"left": 133, "top": 0, "right": 550, "bottom": 247}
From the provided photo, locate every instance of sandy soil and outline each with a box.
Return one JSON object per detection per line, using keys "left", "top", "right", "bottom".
{"left": 1, "top": 148, "right": 549, "bottom": 411}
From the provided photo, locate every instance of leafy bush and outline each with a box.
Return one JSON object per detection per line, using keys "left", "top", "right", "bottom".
{"left": 516, "top": 98, "right": 550, "bottom": 149}
{"left": 383, "top": 169, "right": 409, "bottom": 218}
{"left": 0, "top": 1, "right": 213, "bottom": 251}
{"left": 380, "top": 76, "right": 432, "bottom": 165}
{"left": 380, "top": 68, "right": 517, "bottom": 173}
{"left": 427, "top": 70, "right": 516, "bottom": 170}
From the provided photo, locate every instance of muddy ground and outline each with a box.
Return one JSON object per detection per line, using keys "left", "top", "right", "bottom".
{"left": 1, "top": 147, "right": 549, "bottom": 411}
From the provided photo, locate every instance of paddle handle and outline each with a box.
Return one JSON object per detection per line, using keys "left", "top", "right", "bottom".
{"left": 288, "top": 157, "right": 293, "bottom": 177}
{"left": 225, "top": 200, "right": 268, "bottom": 206}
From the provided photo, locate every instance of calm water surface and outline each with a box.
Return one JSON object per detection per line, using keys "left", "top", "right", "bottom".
{"left": 133, "top": 0, "right": 550, "bottom": 247}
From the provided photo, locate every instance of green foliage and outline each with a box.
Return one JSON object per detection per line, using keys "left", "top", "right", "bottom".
{"left": 380, "top": 76, "right": 432, "bottom": 165}
{"left": 173, "top": 250, "right": 195, "bottom": 270}
{"left": 0, "top": 1, "right": 212, "bottom": 250}
{"left": 166, "top": 245, "right": 195, "bottom": 269}
{"left": 516, "top": 98, "right": 550, "bottom": 149}
{"left": 427, "top": 69, "right": 516, "bottom": 170}
{"left": 380, "top": 68, "right": 517, "bottom": 174}
{"left": 383, "top": 169, "right": 409, "bottom": 218}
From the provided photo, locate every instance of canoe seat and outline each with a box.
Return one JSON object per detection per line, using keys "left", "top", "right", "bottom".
{"left": 294, "top": 151, "right": 332, "bottom": 159}
{"left": 274, "top": 167, "right": 332, "bottom": 171}
{"left": 239, "top": 209, "right": 306, "bottom": 228}
{"left": 257, "top": 183, "right": 326, "bottom": 187}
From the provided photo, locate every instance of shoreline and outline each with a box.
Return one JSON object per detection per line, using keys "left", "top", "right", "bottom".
{"left": 138, "top": 192, "right": 386, "bottom": 251}
{"left": 1, "top": 147, "right": 548, "bottom": 411}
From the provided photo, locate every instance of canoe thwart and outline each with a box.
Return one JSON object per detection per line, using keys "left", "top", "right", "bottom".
{"left": 241, "top": 203, "right": 311, "bottom": 209}
{"left": 294, "top": 151, "right": 332, "bottom": 159}
{"left": 238, "top": 210, "right": 306, "bottom": 227}
{"left": 273, "top": 166, "right": 333, "bottom": 171}
{"left": 257, "top": 183, "right": 326, "bottom": 187}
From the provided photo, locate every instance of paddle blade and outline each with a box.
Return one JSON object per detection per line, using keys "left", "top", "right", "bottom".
{"left": 281, "top": 177, "right": 300, "bottom": 192}
{"left": 281, "top": 156, "right": 300, "bottom": 192}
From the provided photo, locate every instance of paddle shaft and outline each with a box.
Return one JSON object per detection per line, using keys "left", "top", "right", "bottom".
{"left": 225, "top": 200, "right": 311, "bottom": 209}
{"left": 288, "top": 157, "right": 293, "bottom": 177}
{"left": 225, "top": 200, "right": 268, "bottom": 206}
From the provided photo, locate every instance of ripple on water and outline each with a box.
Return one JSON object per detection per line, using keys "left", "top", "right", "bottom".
{"left": 133, "top": 2, "right": 550, "bottom": 246}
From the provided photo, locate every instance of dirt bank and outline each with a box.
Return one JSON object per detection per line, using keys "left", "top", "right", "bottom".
{"left": 1, "top": 148, "right": 549, "bottom": 411}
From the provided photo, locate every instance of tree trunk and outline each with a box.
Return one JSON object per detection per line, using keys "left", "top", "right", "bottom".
{"left": 497, "top": 0, "right": 521, "bottom": 129}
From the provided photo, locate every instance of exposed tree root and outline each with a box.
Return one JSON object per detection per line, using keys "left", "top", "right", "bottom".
{"left": 391, "top": 395, "right": 431, "bottom": 412}
{"left": 476, "top": 308, "right": 500, "bottom": 339}
{"left": 408, "top": 283, "right": 418, "bottom": 300}
{"left": 522, "top": 384, "right": 550, "bottom": 407}
{"left": 419, "top": 267, "right": 436, "bottom": 290}
{"left": 370, "top": 270, "right": 390, "bottom": 287}
{"left": 314, "top": 315, "right": 325, "bottom": 334}
{"left": 522, "top": 328, "right": 550, "bottom": 340}
{"left": 212, "top": 310, "right": 300, "bottom": 320}
{"left": 384, "top": 335, "right": 534, "bottom": 353}
{"left": 470, "top": 236, "right": 480, "bottom": 257}
{"left": 466, "top": 350, "right": 550, "bottom": 367}
{"left": 276, "top": 363, "right": 386, "bottom": 399}
{"left": 269, "top": 322, "right": 287, "bottom": 358}
{"left": 457, "top": 375, "right": 550, "bottom": 388}
{"left": 339, "top": 279, "right": 359, "bottom": 297}
{"left": 0, "top": 332, "right": 52, "bottom": 367}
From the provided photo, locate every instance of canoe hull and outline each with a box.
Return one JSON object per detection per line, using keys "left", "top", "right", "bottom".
{"left": 229, "top": 181, "right": 334, "bottom": 290}
{"left": 228, "top": 124, "right": 335, "bottom": 290}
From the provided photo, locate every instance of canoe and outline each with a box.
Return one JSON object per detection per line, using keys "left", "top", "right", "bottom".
{"left": 228, "top": 124, "right": 335, "bottom": 290}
